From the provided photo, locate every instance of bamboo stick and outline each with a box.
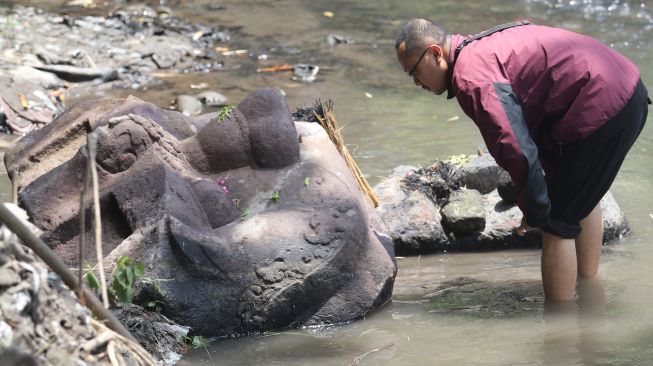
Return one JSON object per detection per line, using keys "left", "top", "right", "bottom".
{"left": 86, "top": 132, "right": 110, "bottom": 309}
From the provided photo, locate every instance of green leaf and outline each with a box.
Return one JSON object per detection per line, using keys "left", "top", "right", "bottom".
{"left": 125, "top": 267, "right": 133, "bottom": 285}
{"left": 86, "top": 272, "right": 100, "bottom": 290}
{"left": 134, "top": 262, "right": 145, "bottom": 279}
{"left": 271, "top": 191, "right": 280, "bottom": 202}
{"left": 191, "top": 335, "right": 207, "bottom": 349}
{"left": 445, "top": 154, "right": 471, "bottom": 167}
{"left": 117, "top": 255, "right": 131, "bottom": 267}
{"left": 304, "top": 177, "right": 310, "bottom": 186}
{"left": 217, "top": 105, "right": 235, "bottom": 122}
{"left": 240, "top": 208, "right": 250, "bottom": 219}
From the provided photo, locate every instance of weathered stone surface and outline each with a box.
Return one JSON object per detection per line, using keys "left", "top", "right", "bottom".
{"left": 374, "top": 167, "right": 449, "bottom": 255}
{"left": 196, "top": 91, "right": 228, "bottom": 107}
{"left": 0, "top": 205, "right": 153, "bottom": 366}
{"left": 7, "top": 87, "right": 396, "bottom": 336}
{"left": 8, "top": 66, "right": 64, "bottom": 89}
{"left": 0, "top": 78, "right": 63, "bottom": 135}
{"left": 454, "top": 189, "right": 541, "bottom": 251}
{"left": 600, "top": 191, "right": 630, "bottom": 242}
{"left": 112, "top": 304, "right": 189, "bottom": 365}
{"left": 0, "top": 4, "right": 232, "bottom": 133}
{"left": 175, "top": 95, "right": 203, "bottom": 117}
{"left": 441, "top": 189, "right": 486, "bottom": 233}
{"left": 5, "top": 95, "right": 196, "bottom": 189}
{"left": 452, "top": 154, "right": 506, "bottom": 194}
{"left": 497, "top": 170, "right": 517, "bottom": 204}
{"left": 377, "top": 156, "right": 631, "bottom": 253}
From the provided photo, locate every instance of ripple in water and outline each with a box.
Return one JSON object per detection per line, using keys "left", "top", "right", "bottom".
{"left": 522, "top": 0, "right": 653, "bottom": 53}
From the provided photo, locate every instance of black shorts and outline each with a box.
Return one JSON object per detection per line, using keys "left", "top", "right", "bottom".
{"left": 543, "top": 79, "right": 649, "bottom": 238}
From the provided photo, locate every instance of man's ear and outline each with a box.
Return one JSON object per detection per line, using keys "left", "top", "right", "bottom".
{"left": 428, "top": 44, "right": 443, "bottom": 62}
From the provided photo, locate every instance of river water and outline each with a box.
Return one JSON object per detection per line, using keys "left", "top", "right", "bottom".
{"left": 3, "top": 0, "right": 653, "bottom": 365}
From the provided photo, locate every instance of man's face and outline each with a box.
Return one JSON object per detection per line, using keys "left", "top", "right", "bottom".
{"left": 398, "top": 44, "right": 448, "bottom": 95}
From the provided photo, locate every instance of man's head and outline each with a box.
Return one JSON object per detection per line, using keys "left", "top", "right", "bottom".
{"left": 395, "top": 19, "right": 451, "bottom": 95}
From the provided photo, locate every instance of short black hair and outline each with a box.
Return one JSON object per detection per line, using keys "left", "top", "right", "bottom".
{"left": 395, "top": 18, "right": 449, "bottom": 58}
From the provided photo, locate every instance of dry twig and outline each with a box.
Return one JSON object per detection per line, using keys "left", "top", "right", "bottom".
{"left": 78, "top": 144, "right": 91, "bottom": 303}
{"left": 90, "top": 318, "right": 157, "bottom": 366}
{"left": 87, "top": 132, "right": 110, "bottom": 309}
{"left": 0, "top": 203, "right": 135, "bottom": 342}
{"left": 350, "top": 343, "right": 394, "bottom": 365}
{"left": 10, "top": 166, "right": 18, "bottom": 204}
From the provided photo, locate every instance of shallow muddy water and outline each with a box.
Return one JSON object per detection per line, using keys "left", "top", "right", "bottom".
{"left": 2, "top": 0, "right": 653, "bottom": 365}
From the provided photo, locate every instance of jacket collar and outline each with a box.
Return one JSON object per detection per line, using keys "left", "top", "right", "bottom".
{"left": 447, "top": 34, "right": 465, "bottom": 99}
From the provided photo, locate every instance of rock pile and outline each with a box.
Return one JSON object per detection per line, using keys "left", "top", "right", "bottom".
{"left": 375, "top": 154, "right": 630, "bottom": 255}
{"left": 0, "top": 4, "right": 231, "bottom": 133}
{"left": 0, "top": 204, "right": 162, "bottom": 366}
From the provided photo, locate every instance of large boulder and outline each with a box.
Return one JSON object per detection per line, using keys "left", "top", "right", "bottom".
{"left": 5, "top": 88, "right": 396, "bottom": 336}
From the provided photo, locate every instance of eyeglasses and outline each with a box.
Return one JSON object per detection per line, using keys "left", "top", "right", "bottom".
{"left": 407, "top": 47, "right": 430, "bottom": 80}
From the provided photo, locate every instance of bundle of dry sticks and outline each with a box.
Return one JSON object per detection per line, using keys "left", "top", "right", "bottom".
{"left": 312, "top": 100, "right": 379, "bottom": 207}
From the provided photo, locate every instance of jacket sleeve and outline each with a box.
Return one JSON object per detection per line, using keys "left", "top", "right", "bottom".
{"left": 456, "top": 80, "right": 550, "bottom": 227}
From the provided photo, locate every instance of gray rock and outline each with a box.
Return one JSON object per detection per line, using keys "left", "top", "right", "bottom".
{"left": 389, "top": 165, "right": 418, "bottom": 179}
{"left": 378, "top": 159, "right": 632, "bottom": 253}
{"left": 452, "top": 154, "right": 506, "bottom": 194}
{"left": 32, "top": 64, "right": 117, "bottom": 82}
{"left": 9, "top": 88, "right": 396, "bottom": 336}
{"left": 374, "top": 176, "right": 449, "bottom": 254}
{"left": 497, "top": 171, "right": 517, "bottom": 203}
{"left": 600, "top": 191, "right": 630, "bottom": 242}
{"left": 195, "top": 91, "right": 228, "bottom": 107}
{"left": 453, "top": 189, "right": 540, "bottom": 251}
{"left": 191, "top": 112, "right": 218, "bottom": 131}
{"left": 327, "top": 34, "right": 354, "bottom": 45}
{"left": 8, "top": 66, "right": 64, "bottom": 89}
{"left": 175, "top": 94, "right": 203, "bottom": 116}
{"left": 440, "top": 189, "right": 486, "bottom": 233}
{"left": 293, "top": 64, "right": 319, "bottom": 83}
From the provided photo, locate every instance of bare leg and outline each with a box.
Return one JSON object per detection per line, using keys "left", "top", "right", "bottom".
{"left": 576, "top": 204, "right": 606, "bottom": 313}
{"left": 541, "top": 231, "right": 577, "bottom": 302}
{"left": 576, "top": 204, "right": 603, "bottom": 278}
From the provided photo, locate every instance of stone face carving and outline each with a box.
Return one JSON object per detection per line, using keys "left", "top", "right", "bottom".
{"left": 5, "top": 88, "right": 396, "bottom": 336}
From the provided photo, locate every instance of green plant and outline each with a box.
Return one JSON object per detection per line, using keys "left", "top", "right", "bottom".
{"left": 146, "top": 299, "right": 165, "bottom": 312}
{"left": 445, "top": 154, "right": 471, "bottom": 167}
{"left": 182, "top": 335, "right": 213, "bottom": 361}
{"left": 240, "top": 208, "right": 250, "bottom": 220}
{"left": 217, "top": 105, "right": 235, "bottom": 122}
{"left": 141, "top": 277, "right": 167, "bottom": 312}
{"left": 110, "top": 255, "right": 145, "bottom": 304}
{"left": 271, "top": 191, "right": 280, "bottom": 202}
{"left": 86, "top": 271, "right": 101, "bottom": 291}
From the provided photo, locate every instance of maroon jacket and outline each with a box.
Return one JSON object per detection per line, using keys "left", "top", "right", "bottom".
{"left": 447, "top": 24, "right": 641, "bottom": 226}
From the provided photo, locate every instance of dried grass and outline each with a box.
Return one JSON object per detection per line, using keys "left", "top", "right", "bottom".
{"left": 313, "top": 100, "right": 379, "bottom": 207}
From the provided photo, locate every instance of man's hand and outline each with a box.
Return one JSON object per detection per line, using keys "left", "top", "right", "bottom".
{"left": 516, "top": 220, "right": 538, "bottom": 236}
